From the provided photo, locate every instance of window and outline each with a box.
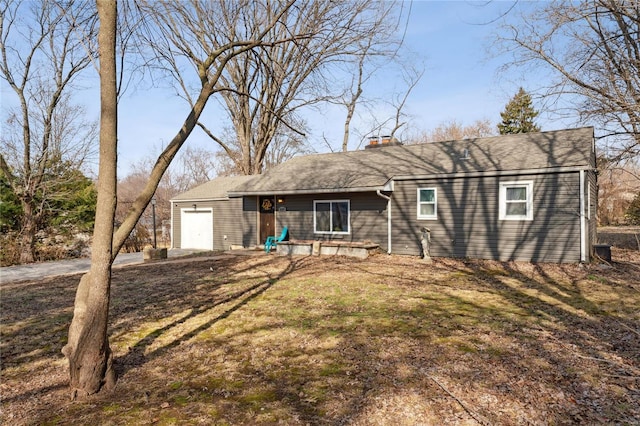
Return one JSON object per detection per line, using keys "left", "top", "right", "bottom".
{"left": 499, "top": 181, "right": 533, "bottom": 220}
{"left": 417, "top": 188, "right": 437, "bottom": 220}
{"left": 314, "top": 200, "right": 350, "bottom": 234}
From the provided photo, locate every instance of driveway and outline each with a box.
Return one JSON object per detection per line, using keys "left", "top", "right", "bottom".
{"left": 0, "top": 249, "right": 207, "bottom": 284}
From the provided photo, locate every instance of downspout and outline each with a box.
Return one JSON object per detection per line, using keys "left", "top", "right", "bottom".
{"left": 170, "top": 201, "right": 174, "bottom": 249}
{"left": 376, "top": 190, "right": 392, "bottom": 254}
{"left": 579, "top": 170, "right": 587, "bottom": 262}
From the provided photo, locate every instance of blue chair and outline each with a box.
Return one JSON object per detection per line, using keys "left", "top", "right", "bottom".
{"left": 265, "top": 226, "right": 288, "bottom": 253}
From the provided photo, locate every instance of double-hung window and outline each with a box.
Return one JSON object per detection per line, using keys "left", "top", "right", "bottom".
{"left": 417, "top": 188, "right": 437, "bottom": 220}
{"left": 314, "top": 200, "right": 350, "bottom": 234}
{"left": 499, "top": 181, "right": 533, "bottom": 220}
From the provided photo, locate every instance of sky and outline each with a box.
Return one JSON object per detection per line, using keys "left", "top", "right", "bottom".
{"left": 2, "top": 1, "right": 578, "bottom": 176}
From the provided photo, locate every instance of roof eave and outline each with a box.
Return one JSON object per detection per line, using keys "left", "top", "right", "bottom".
{"left": 392, "top": 165, "right": 593, "bottom": 181}
{"left": 170, "top": 197, "right": 229, "bottom": 203}
{"left": 228, "top": 185, "right": 388, "bottom": 197}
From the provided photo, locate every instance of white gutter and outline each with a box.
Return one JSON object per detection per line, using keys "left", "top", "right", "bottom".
{"left": 228, "top": 186, "right": 386, "bottom": 198}
{"left": 170, "top": 200, "right": 174, "bottom": 249}
{"left": 376, "top": 189, "right": 392, "bottom": 254}
{"left": 392, "top": 165, "right": 595, "bottom": 182}
{"left": 579, "top": 170, "right": 587, "bottom": 262}
{"left": 170, "top": 197, "right": 229, "bottom": 203}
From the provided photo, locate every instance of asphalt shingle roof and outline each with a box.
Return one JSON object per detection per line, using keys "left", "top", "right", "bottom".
{"left": 171, "top": 175, "right": 255, "bottom": 201}
{"left": 229, "top": 127, "right": 594, "bottom": 196}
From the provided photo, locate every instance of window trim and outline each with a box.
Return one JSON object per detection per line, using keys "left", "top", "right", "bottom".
{"left": 417, "top": 187, "right": 438, "bottom": 220}
{"left": 499, "top": 180, "right": 534, "bottom": 221}
{"left": 313, "top": 199, "right": 350, "bottom": 235}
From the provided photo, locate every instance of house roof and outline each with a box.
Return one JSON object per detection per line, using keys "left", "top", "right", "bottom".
{"left": 229, "top": 127, "right": 595, "bottom": 196}
{"left": 171, "top": 175, "right": 255, "bottom": 201}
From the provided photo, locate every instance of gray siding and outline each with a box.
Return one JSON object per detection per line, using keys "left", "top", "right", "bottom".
{"left": 588, "top": 170, "right": 598, "bottom": 251}
{"left": 272, "top": 192, "right": 389, "bottom": 247}
{"left": 172, "top": 198, "right": 250, "bottom": 250}
{"left": 242, "top": 197, "right": 258, "bottom": 247}
{"left": 392, "top": 172, "right": 583, "bottom": 262}
{"left": 214, "top": 197, "right": 245, "bottom": 249}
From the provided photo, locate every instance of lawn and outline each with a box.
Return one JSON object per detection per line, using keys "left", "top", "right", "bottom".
{"left": 1, "top": 250, "right": 639, "bottom": 425}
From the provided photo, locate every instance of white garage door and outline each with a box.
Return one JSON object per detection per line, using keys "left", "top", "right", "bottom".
{"left": 181, "top": 209, "right": 213, "bottom": 250}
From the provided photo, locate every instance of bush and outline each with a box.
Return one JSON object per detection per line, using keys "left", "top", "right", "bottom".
{"left": 0, "top": 230, "right": 92, "bottom": 266}
{"left": 0, "top": 232, "right": 20, "bottom": 266}
{"left": 625, "top": 192, "right": 640, "bottom": 225}
{"left": 121, "top": 224, "right": 150, "bottom": 253}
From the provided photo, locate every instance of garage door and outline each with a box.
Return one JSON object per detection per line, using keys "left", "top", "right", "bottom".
{"left": 181, "top": 209, "right": 213, "bottom": 250}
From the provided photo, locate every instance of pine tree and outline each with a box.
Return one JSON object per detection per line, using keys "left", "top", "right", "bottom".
{"left": 497, "top": 87, "right": 541, "bottom": 134}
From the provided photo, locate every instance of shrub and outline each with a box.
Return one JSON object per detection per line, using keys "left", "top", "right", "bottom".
{"left": 625, "top": 192, "right": 640, "bottom": 225}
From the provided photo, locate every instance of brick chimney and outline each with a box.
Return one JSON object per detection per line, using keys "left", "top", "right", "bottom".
{"left": 365, "top": 135, "right": 403, "bottom": 149}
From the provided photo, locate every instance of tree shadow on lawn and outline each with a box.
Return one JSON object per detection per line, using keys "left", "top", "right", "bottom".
{"left": 0, "top": 254, "right": 310, "bottom": 423}
{"left": 1, "top": 276, "right": 78, "bottom": 358}
{"left": 445, "top": 258, "right": 639, "bottom": 420}
{"left": 336, "top": 254, "right": 640, "bottom": 423}
{"left": 3, "top": 253, "right": 639, "bottom": 425}
{"left": 110, "top": 255, "right": 309, "bottom": 377}
{"left": 176, "top": 253, "right": 639, "bottom": 425}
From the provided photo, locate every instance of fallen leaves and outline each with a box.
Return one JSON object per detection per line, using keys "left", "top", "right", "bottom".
{"left": 1, "top": 248, "right": 639, "bottom": 424}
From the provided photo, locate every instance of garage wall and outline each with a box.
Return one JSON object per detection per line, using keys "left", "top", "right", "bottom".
{"left": 172, "top": 198, "right": 249, "bottom": 250}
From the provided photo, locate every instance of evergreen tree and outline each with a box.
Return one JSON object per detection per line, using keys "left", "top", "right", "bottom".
{"left": 46, "top": 166, "right": 97, "bottom": 233}
{"left": 0, "top": 172, "right": 22, "bottom": 233}
{"left": 625, "top": 192, "right": 640, "bottom": 225}
{"left": 497, "top": 87, "right": 541, "bottom": 134}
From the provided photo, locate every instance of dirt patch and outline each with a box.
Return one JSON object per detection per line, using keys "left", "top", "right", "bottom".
{"left": 2, "top": 250, "right": 639, "bottom": 424}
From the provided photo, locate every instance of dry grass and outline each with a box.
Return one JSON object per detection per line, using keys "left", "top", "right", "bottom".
{"left": 1, "top": 249, "right": 639, "bottom": 425}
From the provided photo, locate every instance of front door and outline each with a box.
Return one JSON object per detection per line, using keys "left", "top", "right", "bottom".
{"left": 259, "top": 196, "right": 276, "bottom": 244}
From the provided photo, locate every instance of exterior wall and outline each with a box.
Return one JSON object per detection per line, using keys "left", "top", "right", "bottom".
{"left": 391, "top": 172, "right": 583, "bottom": 263}
{"left": 269, "top": 192, "right": 389, "bottom": 248}
{"left": 588, "top": 169, "right": 598, "bottom": 249}
{"left": 242, "top": 196, "right": 258, "bottom": 247}
{"left": 172, "top": 198, "right": 252, "bottom": 250}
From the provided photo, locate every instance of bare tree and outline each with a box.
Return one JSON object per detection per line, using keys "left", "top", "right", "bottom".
{"left": 0, "top": 0, "right": 98, "bottom": 263}
{"left": 185, "top": 1, "right": 406, "bottom": 172}
{"left": 117, "top": 147, "right": 216, "bottom": 247}
{"left": 386, "top": 63, "right": 425, "bottom": 143}
{"left": 411, "top": 119, "right": 496, "bottom": 144}
{"left": 358, "top": 60, "right": 425, "bottom": 147}
{"left": 337, "top": 26, "right": 405, "bottom": 152}
{"left": 212, "top": 117, "right": 312, "bottom": 176}
{"left": 63, "top": 0, "right": 300, "bottom": 396}
{"left": 496, "top": 0, "right": 640, "bottom": 162}
{"left": 174, "top": 146, "right": 217, "bottom": 189}
{"left": 597, "top": 157, "right": 640, "bottom": 225}
{"left": 63, "top": 0, "right": 117, "bottom": 398}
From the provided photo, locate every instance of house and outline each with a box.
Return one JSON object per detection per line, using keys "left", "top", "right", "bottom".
{"left": 171, "top": 127, "right": 598, "bottom": 263}
{"left": 170, "top": 175, "right": 256, "bottom": 251}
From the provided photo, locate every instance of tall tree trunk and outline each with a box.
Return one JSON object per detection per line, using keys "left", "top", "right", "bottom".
{"left": 62, "top": 0, "right": 118, "bottom": 397}
{"left": 18, "top": 199, "right": 36, "bottom": 264}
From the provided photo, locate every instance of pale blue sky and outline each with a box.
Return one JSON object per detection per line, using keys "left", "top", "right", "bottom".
{"left": 3, "top": 1, "right": 577, "bottom": 176}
